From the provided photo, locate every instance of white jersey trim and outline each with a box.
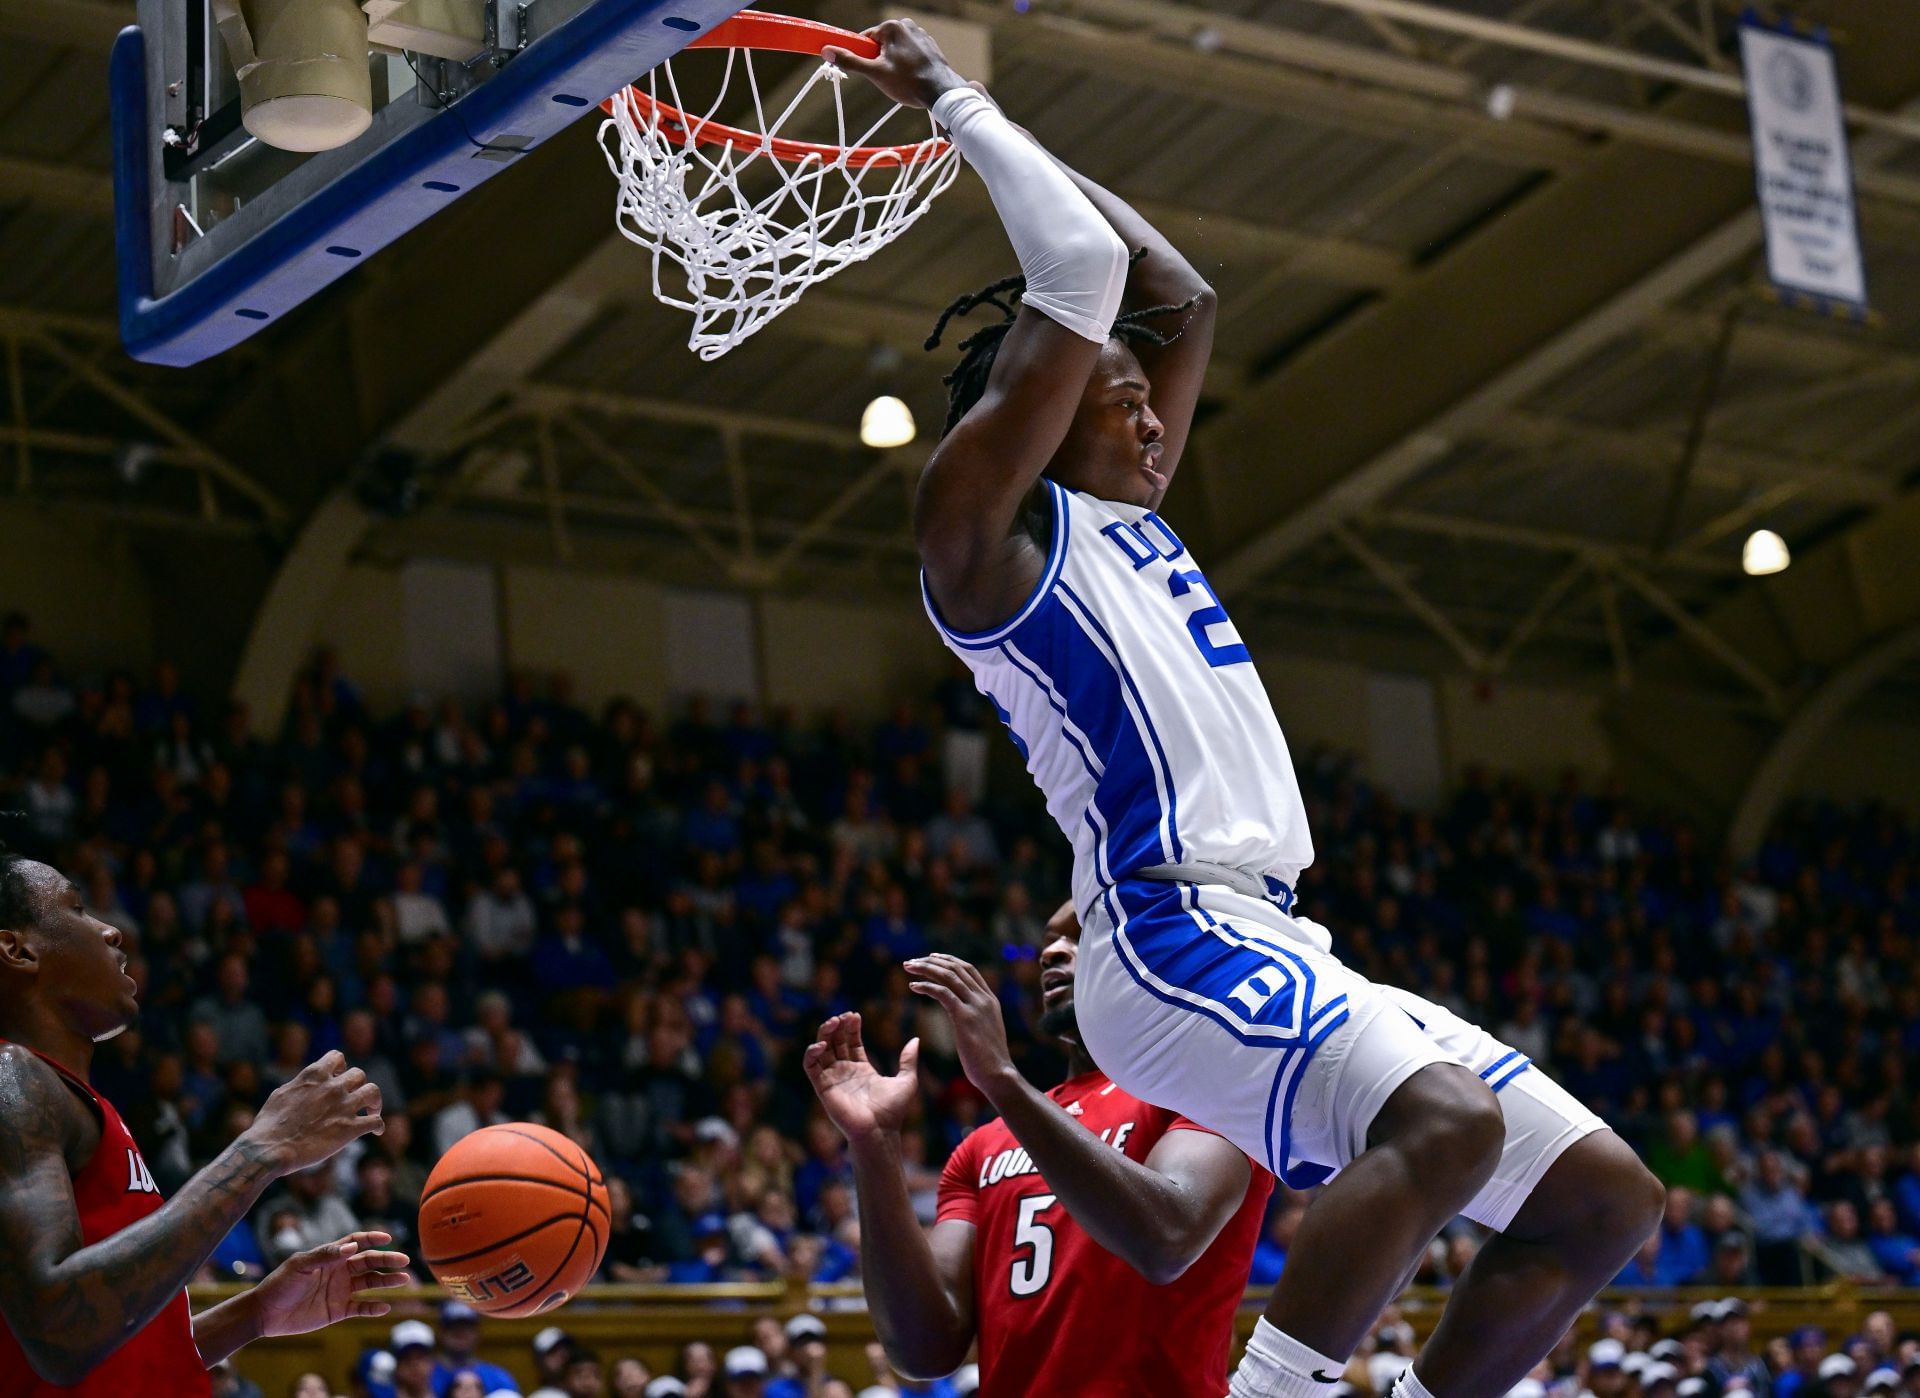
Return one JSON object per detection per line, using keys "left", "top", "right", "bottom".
{"left": 919, "top": 479, "right": 1071, "bottom": 650}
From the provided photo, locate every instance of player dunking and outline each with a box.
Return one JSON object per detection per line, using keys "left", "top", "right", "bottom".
{"left": 827, "top": 23, "right": 1666, "bottom": 1398}
{"left": 805, "top": 902, "right": 1271, "bottom": 1396}
{"left": 0, "top": 847, "right": 410, "bottom": 1394}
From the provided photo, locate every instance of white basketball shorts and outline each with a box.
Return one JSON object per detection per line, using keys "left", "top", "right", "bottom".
{"left": 1074, "top": 876, "right": 1606, "bottom": 1232}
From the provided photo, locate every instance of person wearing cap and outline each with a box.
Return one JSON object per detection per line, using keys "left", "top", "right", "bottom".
{"left": 1644, "top": 1363, "right": 1682, "bottom": 1398}
{"left": 432, "top": 1300, "right": 518, "bottom": 1397}
{"left": 764, "top": 1314, "right": 831, "bottom": 1398}
{"left": 1709, "top": 1299, "right": 1771, "bottom": 1398}
{"left": 1865, "top": 1371, "right": 1902, "bottom": 1397}
{"left": 1779, "top": 1328, "right": 1833, "bottom": 1398}
{"left": 806, "top": 904, "right": 1273, "bottom": 1397}
{"left": 724, "top": 1345, "right": 770, "bottom": 1397}
{"left": 392, "top": 1321, "right": 440, "bottom": 1398}
{"left": 528, "top": 1329, "right": 574, "bottom": 1398}
{"left": 353, "top": 1347, "right": 399, "bottom": 1398}
{"left": 1818, "top": 1355, "right": 1862, "bottom": 1398}
{"left": 1582, "top": 1340, "right": 1629, "bottom": 1398}
{"left": 643, "top": 1381, "right": 689, "bottom": 1398}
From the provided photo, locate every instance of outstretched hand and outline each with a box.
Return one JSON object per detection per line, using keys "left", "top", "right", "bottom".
{"left": 251, "top": 1231, "right": 412, "bottom": 1338}
{"left": 803, "top": 1012, "right": 922, "bottom": 1143}
{"left": 823, "top": 17, "right": 968, "bottom": 110}
{"left": 905, "top": 953, "right": 1019, "bottom": 1103}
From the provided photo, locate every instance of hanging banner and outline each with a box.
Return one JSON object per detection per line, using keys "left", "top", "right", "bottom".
{"left": 1738, "top": 16, "right": 1866, "bottom": 309}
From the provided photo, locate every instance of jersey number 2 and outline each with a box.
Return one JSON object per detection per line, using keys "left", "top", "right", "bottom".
{"left": 1168, "top": 570, "right": 1251, "bottom": 668}
{"left": 1010, "top": 1193, "right": 1058, "bottom": 1297}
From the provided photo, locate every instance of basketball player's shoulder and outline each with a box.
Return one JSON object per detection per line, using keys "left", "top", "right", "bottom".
{"left": 0, "top": 1043, "right": 89, "bottom": 1166}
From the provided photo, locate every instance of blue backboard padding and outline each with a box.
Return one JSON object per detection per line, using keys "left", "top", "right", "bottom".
{"left": 113, "top": 0, "right": 747, "bottom": 367}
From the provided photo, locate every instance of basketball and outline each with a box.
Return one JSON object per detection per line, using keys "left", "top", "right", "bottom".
{"left": 417, "top": 1123, "right": 612, "bottom": 1318}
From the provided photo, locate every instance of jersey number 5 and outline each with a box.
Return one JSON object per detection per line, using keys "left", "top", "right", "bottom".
{"left": 1010, "top": 1193, "right": 1058, "bottom": 1297}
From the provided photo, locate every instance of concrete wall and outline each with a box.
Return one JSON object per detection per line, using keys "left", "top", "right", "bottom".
{"left": 0, "top": 504, "right": 156, "bottom": 679}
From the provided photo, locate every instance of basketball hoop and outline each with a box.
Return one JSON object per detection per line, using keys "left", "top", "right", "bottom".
{"left": 600, "top": 12, "right": 962, "bottom": 360}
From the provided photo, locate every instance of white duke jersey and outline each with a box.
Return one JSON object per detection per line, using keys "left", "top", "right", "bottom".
{"left": 922, "top": 479, "right": 1315, "bottom": 924}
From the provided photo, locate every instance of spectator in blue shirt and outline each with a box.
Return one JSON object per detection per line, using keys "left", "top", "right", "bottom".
{"left": 1614, "top": 1230, "right": 1692, "bottom": 1287}
{"left": 531, "top": 902, "right": 616, "bottom": 998}
{"left": 1865, "top": 1200, "right": 1920, "bottom": 1284}
{"left": 1657, "top": 1186, "right": 1710, "bottom": 1284}
{"left": 431, "top": 1302, "right": 519, "bottom": 1397}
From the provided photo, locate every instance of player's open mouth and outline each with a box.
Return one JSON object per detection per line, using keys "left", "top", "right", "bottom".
{"left": 1041, "top": 970, "right": 1073, "bottom": 1002}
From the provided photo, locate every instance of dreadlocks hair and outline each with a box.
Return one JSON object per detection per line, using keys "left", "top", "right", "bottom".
{"left": 924, "top": 249, "right": 1203, "bottom": 436}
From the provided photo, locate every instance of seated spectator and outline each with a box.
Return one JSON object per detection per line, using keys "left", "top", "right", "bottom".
{"left": 263, "top": 1021, "right": 313, "bottom": 1091}
{"left": 256, "top": 1163, "right": 360, "bottom": 1263}
{"left": 189, "top": 952, "right": 271, "bottom": 1065}
{"left": 433, "top": 1069, "right": 510, "bottom": 1158}
{"left": 532, "top": 902, "right": 616, "bottom": 1000}
{"left": 351, "top": 1155, "right": 415, "bottom": 1258}
{"left": 1814, "top": 1201, "right": 1891, "bottom": 1283}
{"left": 14, "top": 658, "right": 76, "bottom": 733}
{"left": 433, "top": 1299, "right": 518, "bottom": 1397}
{"left": 1865, "top": 1199, "right": 1920, "bottom": 1284}
{"left": 1742, "top": 1150, "right": 1816, "bottom": 1284}
{"left": 1648, "top": 1111, "right": 1724, "bottom": 1197}
{"left": 391, "top": 860, "right": 451, "bottom": 944}
{"left": 1657, "top": 1186, "right": 1710, "bottom": 1284}
{"left": 23, "top": 748, "right": 76, "bottom": 847}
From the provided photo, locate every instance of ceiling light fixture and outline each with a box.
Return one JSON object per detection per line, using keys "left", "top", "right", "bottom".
{"left": 1742, "top": 528, "right": 1790, "bottom": 576}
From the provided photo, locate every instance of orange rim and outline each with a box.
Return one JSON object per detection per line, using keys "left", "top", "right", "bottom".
{"left": 600, "top": 10, "right": 951, "bottom": 169}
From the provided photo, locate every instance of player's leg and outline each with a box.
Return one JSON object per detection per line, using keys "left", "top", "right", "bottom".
{"left": 1374, "top": 988, "right": 1664, "bottom": 1398}
{"left": 1396, "top": 1128, "right": 1663, "bottom": 1398}
{"left": 1072, "top": 881, "right": 1506, "bottom": 1398}
{"left": 1248, "top": 1059, "right": 1505, "bottom": 1357}
{"left": 1225, "top": 999, "right": 1506, "bottom": 1398}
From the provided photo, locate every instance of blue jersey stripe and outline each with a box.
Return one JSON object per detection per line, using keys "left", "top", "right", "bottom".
{"left": 1057, "top": 581, "right": 1185, "bottom": 866}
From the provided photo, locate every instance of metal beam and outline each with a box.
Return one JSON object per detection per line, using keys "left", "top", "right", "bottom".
{"left": 992, "top": 0, "right": 1920, "bottom": 209}
{"left": 19, "top": 327, "right": 289, "bottom": 525}
{"left": 521, "top": 382, "right": 866, "bottom": 451}
{"left": 940, "top": 179, "right": 1408, "bottom": 290}
{"left": 967, "top": 6, "right": 1594, "bottom": 170}
{"left": 1333, "top": 523, "right": 1488, "bottom": 671}
{"left": 1209, "top": 213, "right": 1768, "bottom": 596}
{"left": 1489, "top": 556, "right": 1588, "bottom": 673}
{"left": 1610, "top": 560, "right": 1783, "bottom": 708}
{"left": 1280, "top": 0, "right": 1920, "bottom": 146}
{"left": 1375, "top": 508, "right": 1738, "bottom": 575}
{"left": 1475, "top": 411, "right": 1896, "bottom": 506}
{"left": 2, "top": 0, "right": 133, "bottom": 49}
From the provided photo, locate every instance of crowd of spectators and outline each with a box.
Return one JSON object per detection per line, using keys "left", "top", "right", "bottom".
{"left": 4, "top": 606, "right": 1920, "bottom": 1394}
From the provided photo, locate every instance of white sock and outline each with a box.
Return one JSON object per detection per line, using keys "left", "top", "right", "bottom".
{"left": 1227, "top": 1319, "right": 1348, "bottom": 1398}
{"left": 1392, "top": 1370, "right": 1438, "bottom": 1398}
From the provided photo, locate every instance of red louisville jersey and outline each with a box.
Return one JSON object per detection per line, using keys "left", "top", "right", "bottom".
{"left": 937, "top": 1069, "right": 1272, "bottom": 1398}
{"left": 0, "top": 1041, "right": 211, "bottom": 1398}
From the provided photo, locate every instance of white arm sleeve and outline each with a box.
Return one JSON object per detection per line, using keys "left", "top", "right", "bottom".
{"left": 932, "top": 86, "right": 1127, "bottom": 344}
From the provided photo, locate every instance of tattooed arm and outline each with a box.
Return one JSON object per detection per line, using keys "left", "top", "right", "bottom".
{"left": 0, "top": 1047, "right": 382, "bottom": 1385}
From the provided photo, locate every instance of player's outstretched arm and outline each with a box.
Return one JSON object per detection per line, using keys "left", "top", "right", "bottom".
{"left": 908, "top": 954, "right": 1251, "bottom": 1284}
{"left": 0, "top": 1047, "right": 381, "bottom": 1385}
{"left": 1039, "top": 159, "right": 1215, "bottom": 509}
{"left": 192, "top": 1229, "right": 411, "bottom": 1367}
{"left": 803, "top": 1013, "right": 976, "bottom": 1379}
{"left": 831, "top": 20, "right": 1127, "bottom": 635}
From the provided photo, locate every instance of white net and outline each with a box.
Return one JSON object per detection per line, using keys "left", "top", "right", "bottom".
{"left": 600, "top": 43, "right": 963, "bottom": 360}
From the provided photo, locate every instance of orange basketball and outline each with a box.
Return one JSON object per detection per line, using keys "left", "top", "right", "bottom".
{"left": 418, "top": 1123, "right": 612, "bottom": 1318}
